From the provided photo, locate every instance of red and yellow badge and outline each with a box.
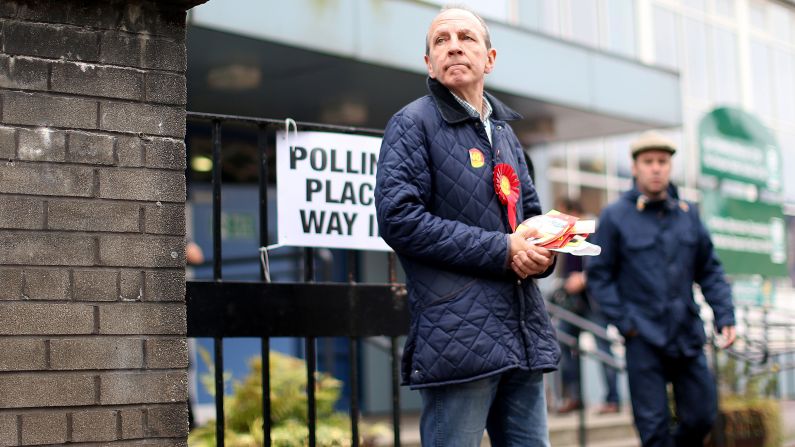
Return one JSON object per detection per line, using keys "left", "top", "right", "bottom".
{"left": 493, "top": 163, "right": 520, "bottom": 231}
{"left": 468, "top": 148, "right": 484, "bottom": 168}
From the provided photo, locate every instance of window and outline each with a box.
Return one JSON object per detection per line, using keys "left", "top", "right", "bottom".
{"left": 607, "top": 134, "right": 635, "bottom": 179}
{"left": 714, "top": 0, "right": 735, "bottom": 18}
{"left": 517, "top": 0, "right": 542, "bottom": 30}
{"left": 604, "top": 0, "right": 636, "bottom": 57}
{"left": 667, "top": 130, "right": 686, "bottom": 185}
{"left": 539, "top": 0, "right": 562, "bottom": 36}
{"left": 686, "top": 0, "right": 706, "bottom": 13}
{"left": 580, "top": 186, "right": 608, "bottom": 217}
{"left": 570, "top": 0, "right": 600, "bottom": 46}
{"left": 750, "top": 40, "right": 773, "bottom": 119}
{"left": 684, "top": 18, "right": 710, "bottom": 101}
{"left": 770, "top": 3, "right": 792, "bottom": 43}
{"left": 749, "top": 0, "right": 767, "bottom": 31}
{"left": 573, "top": 140, "right": 605, "bottom": 175}
{"left": 773, "top": 49, "right": 795, "bottom": 123}
{"left": 422, "top": 0, "right": 510, "bottom": 22}
{"left": 712, "top": 27, "right": 740, "bottom": 105}
{"left": 653, "top": 6, "right": 680, "bottom": 69}
{"left": 780, "top": 130, "right": 795, "bottom": 204}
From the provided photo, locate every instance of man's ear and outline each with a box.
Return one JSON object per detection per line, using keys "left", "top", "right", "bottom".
{"left": 484, "top": 48, "right": 497, "bottom": 74}
{"left": 425, "top": 54, "right": 436, "bottom": 78}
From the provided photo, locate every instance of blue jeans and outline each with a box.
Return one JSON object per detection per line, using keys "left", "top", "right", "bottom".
{"left": 419, "top": 369, "right": 550, "bottom": 447}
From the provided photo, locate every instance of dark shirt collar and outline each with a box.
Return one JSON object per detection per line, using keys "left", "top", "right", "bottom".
{"left": 426, "top": 77, "right": 522, "bottom": 124}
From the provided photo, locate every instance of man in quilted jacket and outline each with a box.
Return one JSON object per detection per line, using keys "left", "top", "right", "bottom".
{"left": 374, "top": 6, "right": 559, "bottom": 446}
{"left": 587, "top": 131, "right": 736, "bottom": 447}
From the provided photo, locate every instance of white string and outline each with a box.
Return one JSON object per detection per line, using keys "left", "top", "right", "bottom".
{"left": 283, "top": 118, "right": 297, "bottom": 156}
{"left": 259, "top": 246, "right": 271, "bottom": 283}
{"left": 258, "top": 244, "right": 284, "bottom": 283}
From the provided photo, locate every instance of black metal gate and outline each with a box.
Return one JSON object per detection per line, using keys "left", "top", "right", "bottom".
{"left": 185, "top": 111, "right": 409, "bottom": 447}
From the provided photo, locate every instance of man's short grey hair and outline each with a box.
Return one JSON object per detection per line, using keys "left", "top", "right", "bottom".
{"left": 425, "top": 4, "right": 492, "bottom": 55}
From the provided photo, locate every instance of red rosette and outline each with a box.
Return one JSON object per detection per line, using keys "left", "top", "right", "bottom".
{"left": 493, "top": 163, "right": 520, "bottom": 231}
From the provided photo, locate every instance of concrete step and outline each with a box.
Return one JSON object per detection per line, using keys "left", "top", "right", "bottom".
{"left": 558, "top": 439, "right": 640, "bottom": 447}
{"left": 549, "top": 407, "right": 638, "bottom": 446}
{"left": 366, "top": 406, "right": 639, "bottom": 447}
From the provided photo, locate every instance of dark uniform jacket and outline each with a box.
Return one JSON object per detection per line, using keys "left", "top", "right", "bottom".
{"left": 374, "top": 78, "right": 560, "bottom": 389}
{"left": 587, "top": 184, "right": 735, "bottom": 356}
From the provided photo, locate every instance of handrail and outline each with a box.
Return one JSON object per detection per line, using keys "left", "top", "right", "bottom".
{"left": 546, "top": 301, "right": 616, "bottom": 343}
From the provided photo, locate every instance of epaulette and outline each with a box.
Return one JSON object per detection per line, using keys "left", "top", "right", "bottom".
{"left": 636, "top": 195, "right": 648, "bottom": 211}
{"left": 679, "top": 201, "right": 690, "bottom": 213}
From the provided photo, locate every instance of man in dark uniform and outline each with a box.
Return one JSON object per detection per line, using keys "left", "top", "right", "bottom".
{"left": 587, "top": 131, "right": 736, "bottom": 447}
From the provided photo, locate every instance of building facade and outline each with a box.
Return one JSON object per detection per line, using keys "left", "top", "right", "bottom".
{"left": 183, "top": 0, "right": 795, "bottom": 414}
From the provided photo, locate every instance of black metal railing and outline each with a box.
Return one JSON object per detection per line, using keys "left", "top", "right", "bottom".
{"left": 546, "top": 301, "right": 625, "bottom": 447}
{"left": 185, "top": 112, "right": 407, "bottom": 447}
{"left": 724, "top": 304, "right": 795, "bottom": 381}
{"left": 184, "top": 111, "right": 795, "bottom": 447}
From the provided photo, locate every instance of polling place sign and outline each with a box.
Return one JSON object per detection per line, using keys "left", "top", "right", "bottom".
{"left": 276, "top": 131, "right": 390, "bottom": 251}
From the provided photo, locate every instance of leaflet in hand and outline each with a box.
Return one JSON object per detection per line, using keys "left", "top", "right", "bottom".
{"left": 516, "top": 210, "right": 601, "bottom": 256}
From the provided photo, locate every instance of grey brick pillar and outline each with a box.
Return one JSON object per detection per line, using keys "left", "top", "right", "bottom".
{"left": 0, "top": 0, "right": 205, "bottom": 445}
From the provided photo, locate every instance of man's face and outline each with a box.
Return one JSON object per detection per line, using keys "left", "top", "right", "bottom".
{"left": 424, "top": 9, "right": 496, "bottom": 93}
{"left": 632, "top": 150, "right": 672, "bottom": 198}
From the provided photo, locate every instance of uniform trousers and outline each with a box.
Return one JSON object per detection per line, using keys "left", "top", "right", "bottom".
{"left": 625, "top": 336, "right": 717, "bottom": 447}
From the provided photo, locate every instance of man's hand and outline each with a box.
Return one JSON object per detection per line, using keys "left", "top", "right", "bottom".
{"left": 509, "top": 225, "right": 555, "bottom": 279}
{"left": 719, "top": 325, "right": 736, "bottom": 349}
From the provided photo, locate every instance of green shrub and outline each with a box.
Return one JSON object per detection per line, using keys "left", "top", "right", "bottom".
{"left": 706, "top": 352, "right": 783, "bottom": 447}
{"left": 189, "top": 349, "right": 390, "bottom": 447}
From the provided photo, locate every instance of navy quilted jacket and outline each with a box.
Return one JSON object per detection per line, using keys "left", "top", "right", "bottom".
{"left": 587, "top": 184, "right": 735, "bottom": 356}
{"left": 375, "top": 78, "right": 560, "bottom": 389}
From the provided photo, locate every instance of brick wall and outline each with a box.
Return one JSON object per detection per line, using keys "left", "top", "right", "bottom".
{"left": 0, "top": 0, "right": 202, "bottom": 445}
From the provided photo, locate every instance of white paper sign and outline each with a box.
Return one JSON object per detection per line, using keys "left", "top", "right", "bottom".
{"left": 276, "top": 130, "right": 391, "bottom": 251}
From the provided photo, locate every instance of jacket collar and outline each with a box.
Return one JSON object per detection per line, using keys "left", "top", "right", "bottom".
{"left": 623, "top": 181, "right": 681, "bottom": 211}
{"left": 426, "top": 77, "right": 522, "bottom": 124}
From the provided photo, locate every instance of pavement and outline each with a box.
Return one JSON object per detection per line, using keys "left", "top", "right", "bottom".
{"left": 783, "top": 400, "right": 795, "bottom": 446}
{"left": 366, "top": 399, "right": 795, "bottom": 447}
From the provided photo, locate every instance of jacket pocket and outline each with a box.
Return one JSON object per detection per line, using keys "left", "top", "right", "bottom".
{"left": 419, "top": 276, "right": 478, "bottom": 310}
{"left": 623, "top": 234, "right": 660, "bottom": 276}
{"left": 625, "top": 234, "right": 656, "bottom": 251}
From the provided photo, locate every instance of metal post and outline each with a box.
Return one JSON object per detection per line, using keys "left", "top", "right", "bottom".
{"left": 214, "top": 337, "right": 225, "bottom": 447}
{"left": 391, "top": 336, "right": 401, "bottom": 447}
{"left": 789, "top": 327, "right": 794, "bottom": 399}
{"left": 350, "top": 337, "right": 360, "bottom": 447}
{"left": 257, "top": 124, "right": 273, "bottom": 447}
{"left": 576, "top": 340, "right": 586, "bottom": 447}
{"left": 711, "top": 339, "right": 725, "bottom": 447}
{"left": 305, "top": 248, "right": 315, "bottom": 283}
{"left": 387, "top": 252, "right": 401, "bottom": 446}
{"left": 261, "top": 339, "right": 271, "bottom": 447}
{"left": 257, "top": 124, "right": 270, "bottom": 278}
{"left": 211, "top": 119, "right": 224, "bottom": 446}
{"left": 306, "top": 336, "right": 317, "bottom": 447}
{"left": 388, "top": 252, "right": 397, "bottom": 284}
{"left": 305, "top": 247, "right": 316, "bottom": 447}
{"left": 211, "top": 120, "right": 222, "bottom": 280}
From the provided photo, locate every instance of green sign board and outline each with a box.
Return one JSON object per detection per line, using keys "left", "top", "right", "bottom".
{"left": 700, "top": 191, "right": 787, "bottom": 276}
{"left": 698, "top": 107, "right": 787, "bottom": 278}
{"left": 699, "top": 107, "right": 781, "bottom": 192}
